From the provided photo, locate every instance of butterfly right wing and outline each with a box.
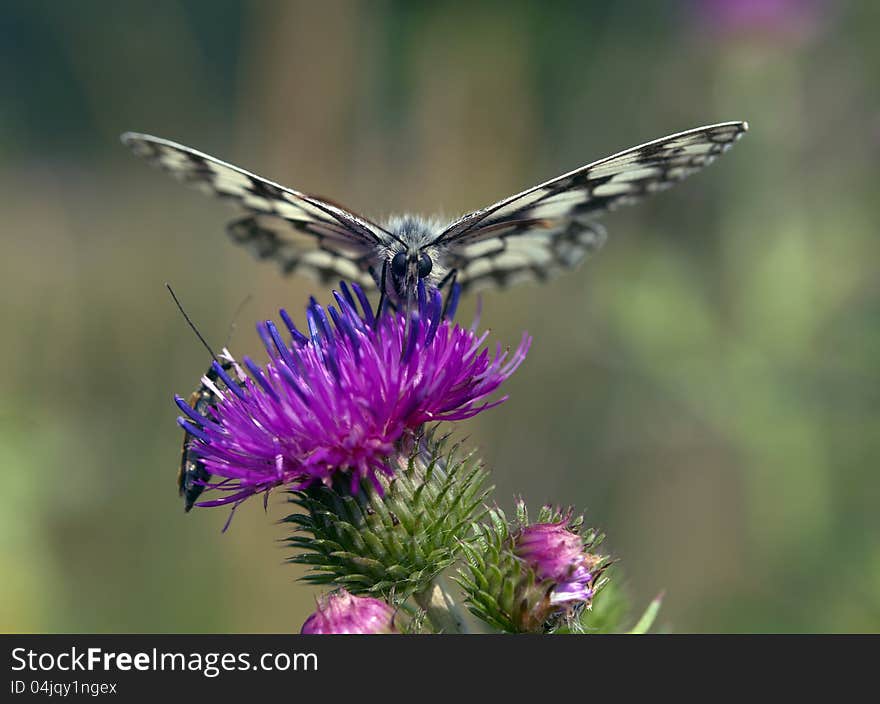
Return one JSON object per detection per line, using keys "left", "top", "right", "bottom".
{"left": 435, "top": 121, "right": 748, "bottom": 292}
{"left": 121, "top": 133, "right": 388, "bottom": 286}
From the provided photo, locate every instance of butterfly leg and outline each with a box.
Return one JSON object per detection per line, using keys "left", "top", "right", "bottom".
{"left": 437, "top": 267, "right": 458, "bottom": 292}
{"left": 373, "top": 260, "right": 390, "bottom": 327}
{"left": 440, "top": 270, "right": 459, "bottom": 319}
{"left": 370, "top": 263, "right": 397, "bottom": 313}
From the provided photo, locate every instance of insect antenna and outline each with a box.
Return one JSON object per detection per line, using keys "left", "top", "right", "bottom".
{"left": 165, "top": 283, "right": 219, "bottom": 362}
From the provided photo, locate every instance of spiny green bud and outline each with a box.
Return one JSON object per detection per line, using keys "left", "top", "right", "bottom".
{"left": 457, "top": 500, "right": 610, "bottom": 633}
{"left": 283, "top": 431, "right": 491, "bottom": 601}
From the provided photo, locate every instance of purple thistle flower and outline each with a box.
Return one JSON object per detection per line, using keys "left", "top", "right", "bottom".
{"left": 301, "top": 590, "right": 398, "bottom": 634}
{"left": 175, "top": 281, "right": 530, "bottom": 509}
{"left": 513, "top": 515, "right": 601, "bottom": 608}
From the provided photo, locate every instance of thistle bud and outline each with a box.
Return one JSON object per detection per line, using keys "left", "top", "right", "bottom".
{"left": 301, "top": 590, "right": 398, "bottom": 634}
{"left": 458, "top": 501, "right": 609, "bottom": 633}
{"left": 513, "top": 518, "right": 603, "bottom": 607}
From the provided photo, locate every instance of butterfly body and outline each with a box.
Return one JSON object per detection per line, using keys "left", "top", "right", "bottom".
{"left": 124, "top": 121, "right": 747, "bottom": 304}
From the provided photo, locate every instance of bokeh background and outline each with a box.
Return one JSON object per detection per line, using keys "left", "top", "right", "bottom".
{"left": 2, "top": 0, "right": 878, "bottom": 633}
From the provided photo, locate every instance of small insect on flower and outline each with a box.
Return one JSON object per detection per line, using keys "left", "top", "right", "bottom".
{"left": 177, "top": 350, "right": 247, "bottom": 512}
{"left": 168, "top": 284, "right": 248, "bottom": 512}
{"left": 122, "top": 122, "right": 748, "bottom": 309}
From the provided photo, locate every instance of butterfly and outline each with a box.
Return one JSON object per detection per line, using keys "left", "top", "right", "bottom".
{"left": 122, "top": 121, "right": 747, "bottom": 308}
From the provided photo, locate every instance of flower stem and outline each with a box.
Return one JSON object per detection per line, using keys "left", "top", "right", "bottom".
{"left": 415, "top": 573, "right": 494, "bottom": 634}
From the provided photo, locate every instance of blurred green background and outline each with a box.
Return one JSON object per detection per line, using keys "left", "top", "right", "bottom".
{"left": 2, "top": 0, "right": 878, "bottom": 633}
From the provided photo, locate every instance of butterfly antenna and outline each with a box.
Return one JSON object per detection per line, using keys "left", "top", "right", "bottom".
{"left": 165, "top": 283, "right": 219, "bottom": 362}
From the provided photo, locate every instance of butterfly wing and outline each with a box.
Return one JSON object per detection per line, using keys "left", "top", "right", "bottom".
{"left": 435, "top": 121, "right": 748, "bottom": 292}
{"left": 121, "top": 133, "right": 389, "bottom": 286}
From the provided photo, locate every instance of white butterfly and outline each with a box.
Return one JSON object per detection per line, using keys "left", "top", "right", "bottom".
{"left": 122, "top": 121, "right": 747, "bottom": 306}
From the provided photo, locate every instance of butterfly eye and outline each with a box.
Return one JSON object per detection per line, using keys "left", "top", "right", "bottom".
{"left": 391, "top": 251, "right": 408, "bottom": 279}
{"left": 417, "top": 252, "right": 433, "bottom": 278}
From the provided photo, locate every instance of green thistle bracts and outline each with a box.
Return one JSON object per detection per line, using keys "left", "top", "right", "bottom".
{"left": 457, "top": 503, "right": 611, "bottom": 633}
{"left": 283, "top": 433, "right": 491, "bottom": 601}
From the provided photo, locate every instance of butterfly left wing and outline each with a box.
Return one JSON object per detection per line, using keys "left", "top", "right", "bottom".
{"left": 435, "top": 121, "right": 748, "bottom": 292}
{"left": 121, "top": 132, "right": 388, "bottom": 286}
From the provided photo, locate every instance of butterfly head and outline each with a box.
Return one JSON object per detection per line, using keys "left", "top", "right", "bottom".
{"left": 383, "top": 215, "right": 448, "bottom": 303}
{"left": 390, "top": 249, "right": 432, "bottom": 289}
